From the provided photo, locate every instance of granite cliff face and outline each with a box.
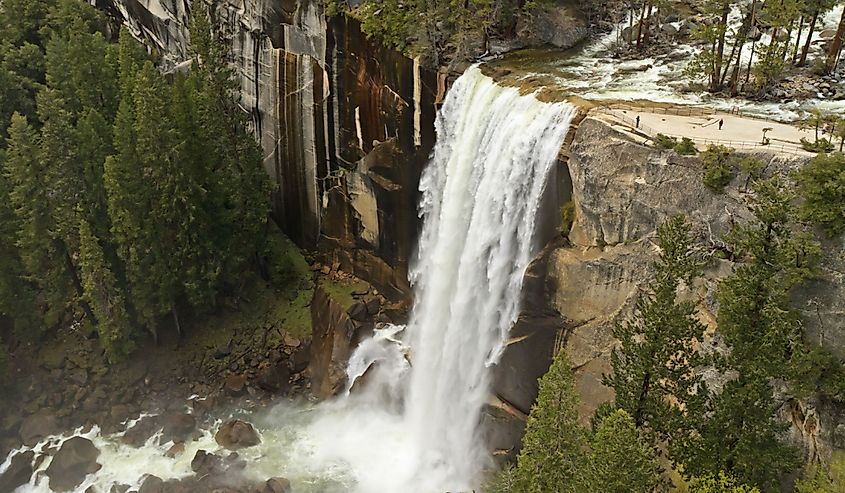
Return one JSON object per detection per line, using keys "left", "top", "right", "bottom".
{"left": 106, "top": 0, "right": 440, "bottom": 300}
{"left": 551, "top": 116, "right": 845, "bottom": 463}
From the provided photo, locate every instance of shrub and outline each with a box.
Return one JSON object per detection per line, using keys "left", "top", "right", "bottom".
{"left": 560, "top": 201, "right": 576, "bottom": 235}
{"left": 688, "top": 472, "right": 760, "bottom": 493}
{"left": 701, "top": 145, "right": 737, "bottom": 192}
{"left": 800, "top": 137, "right": 835, "bottom": 153}
{"left": 674, "top": 137, "right": 699, "bottom": 155}
{"left": 654, "top": 133, "right": 678, "bottom": 149}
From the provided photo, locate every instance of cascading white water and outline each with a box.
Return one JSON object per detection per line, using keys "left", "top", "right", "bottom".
{"left": 0, "top": 65, "right": 576, "bottom": 493}
{"left": 400, "top": 65, "right": 577, "bottom": 489}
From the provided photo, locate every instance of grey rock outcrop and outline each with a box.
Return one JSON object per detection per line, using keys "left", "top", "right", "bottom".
{"left": 553, "top": 115, "right": 844, "bottom": 460}
{"left": 106, "top": 0, "right": 439, "bottom": 299}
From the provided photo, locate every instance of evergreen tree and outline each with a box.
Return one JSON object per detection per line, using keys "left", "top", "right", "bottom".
{"left": 687, "top": 373, "right": 798, "bottom": 491}
{"left": 76, "top": 108, "right": 114, "bottom": 242}
{"left": 511, "top": 349, "right": 586, "bottom": 493}
{"left": 106, "top": 62, "right": 180, "bottom": 335}
{"left": 44, "top": 20, "right": 118, "bottom": 119}
{"left": 603, "top": 215, "right": 708, "bottom": 456}
{"left": 580, "top": 409, "right": 661, "bottom": 493}
{"left": 5, "top": 113, "right": 72, "bottom": 328}
{"left": 78, "top": 219, "right": 134, "bottom": 362}
{"left": 687, "top": 177, "right": 814, "bottom": 489}
{"left": 0, "top": 150, "right": 41, "bottom": 336}
{"left": 717, "top": 177, "right": 819, "bottom": 378}
{"left": 186, "top": 5, "right": 270, "bottom": 295}
{"left": 795, "top": 152, "right": 845, "bottom": 238}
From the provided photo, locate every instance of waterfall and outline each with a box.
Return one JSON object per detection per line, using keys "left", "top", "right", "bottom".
{"left": 332, "top": 65, "right": 578, "bottom": 491}
{"left": 0, "top": 66, "right": 576, "bottom": 493}
{"left": 399, "top": 65, "right": 577, "bottom": 489}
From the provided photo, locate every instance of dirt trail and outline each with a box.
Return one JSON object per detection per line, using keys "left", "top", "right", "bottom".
{"left": 594, "top": 106, "right": 821, "bottom": 156}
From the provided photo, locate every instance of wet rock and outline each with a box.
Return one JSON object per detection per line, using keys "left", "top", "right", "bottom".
{"left": 45, "top": 437, "right": 101, "bottom": 492}
{"left": 261, "top": 477, "right": 292, "bottom": 493}
{"left": 223, "top": 374, "right": 247, "bottom": 395}
{"left": 165, "top": 442, "right": 185, "bottom": 458}
{"left": 0, "top": 450, "right": 34, "bottom": 492}
{"left": 121, "top": 415, "right": 160, "bottom": 447}
{"left": 214, "top": 341, "right": 233, "bottom": 360}
{"left": 138, "top": 475, "right": 164, "bottom": 493}
{"left": 188, "top": 450, "right": 248, "bottom": 483}
{"left": 160, "top": 412, "right": 196, "bottom": 443}
{"left": 291, "top": 349, "right": 309, "bottom": 373}
{"left": 19, "top": 410, "right": 59, "bottom": 446}
{"left": 190, "top": 449, "right": 225, "bottom": 476}
{"left": 214, "top": 419, "right": 261, "bottom": 450}
{"left": 347, "top": 302, "right": 368, "bottom": 321}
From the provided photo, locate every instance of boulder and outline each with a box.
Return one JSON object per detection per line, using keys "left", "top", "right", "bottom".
{"left": 257, "top": 364, "right": 291, "bottom": 394}
{"left": 165, "top": 441, "right": 185, "bottom": 458}
{"left": 190, "top": 450, "right": 247, "bottom": 479}
{"left": 160, "top": 412, "right": 196, "bottom": 443}
{"left": 121, "top": 415, "right": 160, "bottom": 447}
{"left": 214, "top": 420, "right": 260, "bottom": 450}
{"left": 19, "top": 410, "right": 59, "bottom": 446}
{"left": 0, "top": 450, "right": 34, "bottom": 492}
{"left": 45, "top": 437, "right": 101, "bottom": 492}
{"left": 137, "top": 475, "right": 163, "bottom": 493}
{"left": 262, "top": 477, "right": 292, "bottom": 493}
{"left": 190, "top": 450, "right": 225, "bottom": 476}
{"left": 223, "top": 374, "right": 247, "bottom": 395}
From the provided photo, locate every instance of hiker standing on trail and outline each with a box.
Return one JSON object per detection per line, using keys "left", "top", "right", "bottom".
{"left": 636, "top": 116, "right": 640, "bottom": 128}
{"left": 718, "top": 118, "right": 724, "bottom": 130}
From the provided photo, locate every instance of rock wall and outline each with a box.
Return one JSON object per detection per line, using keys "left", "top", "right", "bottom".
{"left": 105, "top": 0, "right": 439, "bottom": 299}
{"left": 553, "top": 115, "right": 845, "bottom": 462}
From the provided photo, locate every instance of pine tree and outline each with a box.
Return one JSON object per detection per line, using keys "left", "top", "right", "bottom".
{"left": 187, "top": 4, "right": 270, "bottom": 289}
{"left": 686, "top": 177, "right": 814, "bottom": 489}
{"left": 686, "top": 374, "right": 799, "bottom": 491}
{"left": 511, "top": 349, "right": 586, "bottom": 493}
{"left": 5, "top": 113, "right": 73, "bottom": 328}
{"left": 603, "top": 215, "right": 708, "bottom": 455}
{"left": 44, "top": 19, "right": 118, "bottom": 119}
{"left": 0, "top": 149, "right": 41, "bottom": 336}
{"left": 795, "top": 152, "right": 845, "bottom": 239}
{"left": 105, "top": 63, "right": 179, "bottom": 336}
{"left": 580, "top": 409, "right": 661, "bottom": 493}
{"left": 76, "top": 108, "right": 114, "bottom": 242}
{"left": 78, "top": 219, "right": 134, "bottom": 362}
{"left": 717, "top": 177, "right": 819, "bottom": 378}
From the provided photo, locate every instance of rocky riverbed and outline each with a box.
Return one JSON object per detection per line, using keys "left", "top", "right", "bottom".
{"left": 0, "top": 258, "right": 403, "bottom": 492}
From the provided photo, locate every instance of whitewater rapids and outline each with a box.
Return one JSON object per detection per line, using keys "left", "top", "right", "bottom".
{"left": 1, "top": 65, "right": 576, "bottom": 493}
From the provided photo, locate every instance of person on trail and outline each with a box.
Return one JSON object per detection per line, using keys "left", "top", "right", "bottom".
{"left": 718, "top": 118, "right": 724, "bottom": 130}
{"left": 636, "top": 115, "right": 640, "bottom": 128}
